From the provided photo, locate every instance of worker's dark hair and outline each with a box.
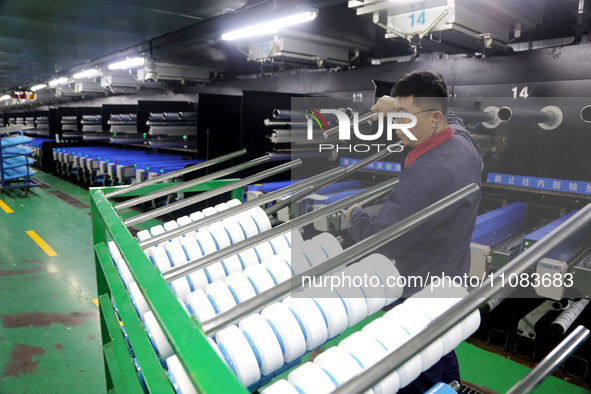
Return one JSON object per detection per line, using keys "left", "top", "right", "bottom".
{"left": 390, "top": 70, "right": 449, "bottom": 115}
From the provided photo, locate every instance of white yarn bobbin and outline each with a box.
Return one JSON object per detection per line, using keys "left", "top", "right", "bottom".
{"left": 260, "top": 379, "right": 299, "bottom": 394}
{"left": 262, "top": 256, "right": 292, "bottom": 284}
{"left": 237, "top": 248, "right": 259, "bottom": 269}
{"left": 136, "top": 230, "right": 151, "bottom": 242}
{"left": 248, "top": 207, "right": 272, "bottom": 232}
{"left": 383, "top": 325, "right": 422, "bottom": 388}
{"left": 221, "top": 217, "right": 246, "bottom": 245}
{"left": 283, "top": 297, "right": 328, "bottom": 351}
{"left": 261, "top": 302, "right": 306, "bottom": 363}
{"left": 290, "top": 251, "right": 311, "bottom": 276}
{"left": 289, "top": 229, "right": 304, "bottom": 246}
{"left": 164, "top": 220, "right": 179, "bottom": 231}
{"left": 299, "top": 240, "right": 327, "bottom": 267}
{"left": 214, "top": 202, "right": 230, "bottom": 212}
{"left": 143, "top": 311, "right": 173, "bottom": 360}
{"left": 313, "top": 346, "right": 363, "bottom": 387}
{"left": 164, "top": 239, "right": 187, "bottom": 267}
{"left": 188, "top": 269, "right": 209, "bottom": 291}
{"left": 235, "top": 213, "right": 259, "bottom": 239}
{"left": 227, "top": 199, "right": 242, "bottom": 207}
{"left": 338, "top": 331, "right": 400, "bottom": 394}
{"left": 288, "top": 362, "right": 336, "bottom": 394}
{"left": 343, "top": 263, "right": 386, "bottom": 316}
{"left": 208, "top": 223, "right": 232, "bottom": 250}
{"left": 221, "top": 255, "right": 243, "bottom": 276}
{"left": 150, "top": 225, "right": 165, "bottom": 237}
{"left": 129, "top": 281, "right": 150, "bottom": 319}
{"left": 205, "top": 262, "right": 227, "bottom": 283}
{"left": 176, "top": 297, "right": 190, "bottom": 315}
{"left": 309, "top": 294, "right": 348, "bottom": 339}
{"left": 366, "top": 254, "right": 403, "bottom": 304}
{"left": 239, "top": 313, "right": 284, "bottom": 376}
{"left": 170, "top": 277, "right": 192, "bottom": 303}
{"left": 205, "top": 281, "right": 236, "bottom": 313}
{"left": 108, "top": 241, "right": 123, "bottom": 262}
{"left": 176, "top": 215, "right": 192, "bottom": 227}
{"left": 166, "top": 355, "right": 197, "bottom": 394}
{"left": 253, "top": 241, "right": 275, "bottom": 263}
{"left": 186, "top": 289, "right": 216, "bottom": 322}
{"left": 310, "top": 232, "right": 343, "bottom": 259}
{"left": 151, "top": 246, "right": 171, "bottom": 273}
{"left": 337, "top": 285, "right": 369, "bottom": 328}
{"left": 268, "top": 234, "right": 290, "bottom": 254}
{"left": 244, "top": 264, "right": 275, "bottom": 294}
{"left": 179, "top": 237, "right": 202, "bottom": 261}
{"left": 189, "top": 211, "right": 205, "bottom": 222}
{"left": 215, "top": 325, "right": 261, "bottom": 387}
{"left": 461, "top": 309, "right": 481, "bottom": 339}
{"left": 224, "top": 271, "right": 256, "bottom": 304}
{"left": 194, "top": 232, "right": 217, "bottom": 255}
{"left": 207, "top": 337, "right": 225, "bottom": 362}
{"left": 116, "top": 259, "right": 134, "bottom": 288}
{"left": 386, "top": 305, "right": 443, "bottom": 372}
{"left": 202, "top": 207, "right": 218, "bottom": 217}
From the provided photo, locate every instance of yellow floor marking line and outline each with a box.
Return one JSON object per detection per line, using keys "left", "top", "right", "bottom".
{"left": 26, "top": 230, "right": 58, "bottom": 256}
{"left": 92, "top": 299, "right": 99, "bottom": 307}
{"left": 0, "top": 200, "right": 13, "bottom": 213}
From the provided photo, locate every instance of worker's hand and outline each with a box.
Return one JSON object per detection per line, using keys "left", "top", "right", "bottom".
{"left": 345, "top": 204, "right": 363, "bottom": 221}
{"left": 371, "top": 95, "right": 396, "bottom": 121}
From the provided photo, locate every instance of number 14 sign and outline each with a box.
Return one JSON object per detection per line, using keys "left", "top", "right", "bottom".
{"left": 389, "top": 5, "right": 449, "bottom": 35}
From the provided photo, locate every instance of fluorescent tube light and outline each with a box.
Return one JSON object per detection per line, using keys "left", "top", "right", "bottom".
{"left": 221, "top": 10, "right": 317, "bottom": 41}
{"left": 0, "top": 95, "right": 11, "bottom": 101}
{"left": 48, "top": 77, "right": 69, "bottom": 87}
{"left": 73, "top": 69, "right": 100, "bottom": 79}
{"left": 108, "top": 57, "right": 145, "bottom": 70}
{"left": 31, "top": 84, "right": 47, "bottom": 91}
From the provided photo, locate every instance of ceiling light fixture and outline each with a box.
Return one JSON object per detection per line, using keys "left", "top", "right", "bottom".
{"left": 0, "top": 95, "right": 11, "bottom": 101}
{"left": 221, "top": 10, "right": 318, "bottom": 41}
{"left": 73, "top": 69, "right": 100, "bottom": 79}
{"left": 48, "top": 77, "right": 69, "bottom": 87}
{"left": 31, "top": 84, "right": 47, "bottom": 91}
{"left": 108, "top": 57, "right": 145, "bottom": 70}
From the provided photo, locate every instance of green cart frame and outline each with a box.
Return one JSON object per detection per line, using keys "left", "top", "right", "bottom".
{"left": 91, "top": 180, "right": 248, "bottom": 393}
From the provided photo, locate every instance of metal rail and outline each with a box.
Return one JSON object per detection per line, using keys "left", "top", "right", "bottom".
{"left": 334, "top": 203, "right": 591, "bottom": 394}
{"left": 201, "top": 183, "right": 480, "bottom": 336}
{"left": 116, "top": 154, "right": 269, "bottom": 210}
{"left": 139, "top": 167, "right": 346, "bottom": 249}
{"left": 162, "top": 178, "right": 401, "bottom": 283}
{"left": 265, "top": 143, "right": 403, "bottom": 215}
{"left": 323, "top": 111, "right": 375, "bottom": 139}
{"left": 507, "top": 325, "right": 589, "bottom": 394}
{"left": 105, "top": 149, "right": 246, "bottom": 199}
{"left": 124, "top": 159, "right": 299, "bottom": 227}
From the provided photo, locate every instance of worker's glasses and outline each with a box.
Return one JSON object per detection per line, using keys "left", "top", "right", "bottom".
{"left": 391, "top": 109, "right": 437, "bottom": 123}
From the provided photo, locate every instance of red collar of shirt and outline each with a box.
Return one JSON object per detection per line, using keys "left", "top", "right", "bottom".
{"left": 404, "top": 126, "right": 453, "bottom": 168}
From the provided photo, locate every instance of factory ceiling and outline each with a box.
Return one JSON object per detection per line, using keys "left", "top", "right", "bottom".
{"left": 0, "top": 0, "right": 589, "bottom": 98}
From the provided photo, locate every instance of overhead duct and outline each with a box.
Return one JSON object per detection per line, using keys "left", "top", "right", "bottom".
{"left": 350, "top": 0, "right": 545, "bottom": 54}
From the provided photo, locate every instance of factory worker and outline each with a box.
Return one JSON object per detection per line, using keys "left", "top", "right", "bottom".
{"left": 346, "top": 70, "right": 482, "bottom": 393}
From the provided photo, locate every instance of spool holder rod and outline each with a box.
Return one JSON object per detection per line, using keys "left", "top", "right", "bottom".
{"left": 139, "top": 166, "right": 346, "bottom": 249}
{"left": 105, "top": 149, "right": 247, "bottom": 199}
{"left": 117, "top": 154, "right": 270, "bottom": 211}
{"left": 201, "top": 183, "right": 480, "bottom": 336}
{"left": 507, "top": 325, "right": 589, "bottom": 394}
{"left": 334, "top": 203, "right": 591, "bottom": 394}
{"left": 265, "top": 142, "right": 402, "bottom": 215}
{"left": 162, "top": 177, "right": 401, "bottom": 283}
{"left": 124, "top": 158, "right": 298, "bottom": 227}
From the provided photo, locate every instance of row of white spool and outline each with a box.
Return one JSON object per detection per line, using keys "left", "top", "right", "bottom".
{"left": 106, "top": 199, "right": 482, "bottom": 394}
{"left": 161, "top": 253, "right": 413, "bottom": 393}
{"left": 262, "top": 285, "right": 481, "bottom": 394}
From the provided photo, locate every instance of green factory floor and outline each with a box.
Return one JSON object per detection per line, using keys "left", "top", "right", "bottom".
{"left": 0, "top": 171, "right": 589, "bottom": 393}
